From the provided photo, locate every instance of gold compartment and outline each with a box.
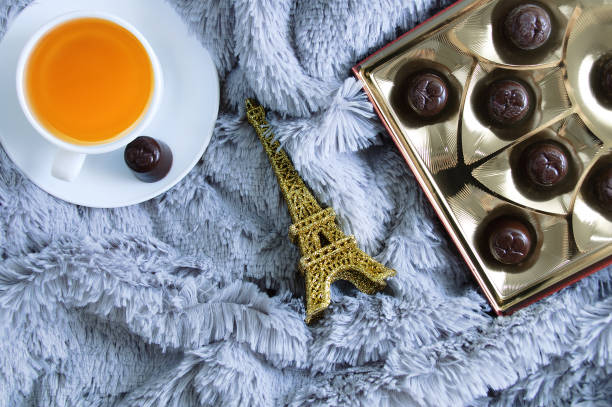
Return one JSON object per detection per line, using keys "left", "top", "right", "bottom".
{"left": 472, "top": 114, "right": 602, "bottom": 215}
{"left": 565, "top": 3, "right": 612, "bottom": 141}
{"left": 354, "top": 0, "right": 612, "bottom": 314}
{"left": 573, "top": 152, "right": 612, "bottom": 252}
{"left": 461, "top": 64, "right": 571, "bottom": 165}
{"left": 450, "top": 0, "right": 577, "bottom": 68}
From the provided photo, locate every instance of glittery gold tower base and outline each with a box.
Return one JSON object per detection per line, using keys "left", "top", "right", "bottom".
{"left": 246, "top": 99, "right": 396, "bottom": 324}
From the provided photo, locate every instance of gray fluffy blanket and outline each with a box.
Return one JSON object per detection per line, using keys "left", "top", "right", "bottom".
{"left": 1, "top": 0, "right": 611, "bottom": 406}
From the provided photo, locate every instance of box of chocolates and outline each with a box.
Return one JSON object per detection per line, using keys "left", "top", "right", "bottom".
{"left": 353, "top": 0, "right": 612, "bottom": 314}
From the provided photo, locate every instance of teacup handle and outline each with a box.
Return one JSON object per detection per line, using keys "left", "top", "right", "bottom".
{"left": 52, "top": 149, "right": 87, "bottom": 181}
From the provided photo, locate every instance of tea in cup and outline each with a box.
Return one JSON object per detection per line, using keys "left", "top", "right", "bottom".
{"left": 16, "top": 11, "right": 163, "bottom": 181}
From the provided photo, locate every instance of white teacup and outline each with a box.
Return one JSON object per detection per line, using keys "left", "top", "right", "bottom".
{"left": 16, "top": 11, "right": 163, "bottom": 182}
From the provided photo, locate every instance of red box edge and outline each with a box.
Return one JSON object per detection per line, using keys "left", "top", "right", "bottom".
{"left": 352, "top": 0, "right": 469, "bottom": 73}
{"left": 500, "top": 256, "right": 612, "bottom": 316}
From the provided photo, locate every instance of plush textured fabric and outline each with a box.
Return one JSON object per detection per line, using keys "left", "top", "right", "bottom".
{"left": 1, "top": 0, "right": 611, "bottom": 406}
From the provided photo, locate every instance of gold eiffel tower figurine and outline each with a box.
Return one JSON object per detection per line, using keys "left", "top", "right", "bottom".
{"left": 245, "top": 99, "right": 396, "bottom": 324}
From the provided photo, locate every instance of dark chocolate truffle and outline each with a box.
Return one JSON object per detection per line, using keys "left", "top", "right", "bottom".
{"left": 600, "top": 59, "right": 612, "bottom": 97}
{"left": 594, "top": 167, "right": 612, "bottom": 212}
{"left": 504, "top": 4, "right": 552, "bottom": 51}
{"left": 488, "top": 218, "right": 533, "bottom": 265}
{"left": 487, "top": 79, "right": 531, "bottom": 126}
{"left": 589, "top": 55, "right": 612, "bottom": 106}
{"left": 594, "top": 56, "right": 612, "bottom": 104}
{"left": 407, "top": 72, "right": 449, "bottom": 117}
{"left": 524, "top": 142, "right": 569, "bottom": 187}
{"left": 124, "top": 136, "right": 173, "bottom": 183}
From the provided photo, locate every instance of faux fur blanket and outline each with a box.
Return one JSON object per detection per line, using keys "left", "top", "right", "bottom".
{"left": 1, "top": 0, "right": 611, "bottom": 406}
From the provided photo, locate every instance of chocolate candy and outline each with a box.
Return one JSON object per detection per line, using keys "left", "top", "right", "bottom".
{"left": 524, "top": 142, "right": 569, "bottom": 187}
{"left": 407, "top": 72, "right": 449, "bottom": 117}
{"left": 593, "top": 56, "right": 612, "bottom": 104}
{"left": 504, "top": 4, "right": 552, "bottom": 51}
{"left": 488, "top": 218, "right": 533, "bottom": 265}
{"left": 594, "top": 167, "right": 612, "bottom": 212}
{"left": 124, "top": 136, "right": 173, "bottom": 183}
{"left": 600, "top": 59, "right": 612, "bottom": 97}
{"left": 487, "top": 79, "right": 531, "bottom": 126}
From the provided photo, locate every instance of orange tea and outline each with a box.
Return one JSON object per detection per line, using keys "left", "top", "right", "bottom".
{"left": 25, "top": 17, "right": 154, "bottom": 145}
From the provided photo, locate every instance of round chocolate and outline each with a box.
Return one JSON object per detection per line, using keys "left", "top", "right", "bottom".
{"left": 124, "top": 136, "right": 173, "bottom": 183}
{"left": 596, "top": 57, "right": 612, "bottom": 104}
{"left": 594, "top": 167, "right": 612, "bottom": 212}
{"left": 488, "top": 218, "right": 533, "bottom": 265}
{"left": 601, "top": 59, "right": 612, "bottom": 97}
{"left": 524, "top": 142, "right": 569, "bottom": 187}
{"left": 407, "top": 72, "right": 449, "bottom": 117}
{"left": 589, "top": 55, "right": 612, "bottom": 106}
{"left": 504, "top": 4, "right": 552, "bottom": 51}
{"left": 487, "top": 79, "right": 531, "bottom": 126}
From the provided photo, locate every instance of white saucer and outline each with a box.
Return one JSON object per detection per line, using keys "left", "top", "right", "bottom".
{"left": 0, "top": 0, "right": 219, "bottom": 208}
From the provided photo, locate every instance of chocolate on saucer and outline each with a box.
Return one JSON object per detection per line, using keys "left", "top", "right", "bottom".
{"left": 124, "top": 136, "right": 173, "bottom": 183}
{"left": 504, "top": 4, "right": 552, "bottom": 51}
{"left": 488, "top": 217, "right": 534, "bottom": 265}
{"left": 407, "top": 72, "right": 449, "bottom": 117}
{"left": 523, "top": 142, "right": 569, "bottom": 188}
{"left": 487, "top": 79, "right": 531, "bottom": 126}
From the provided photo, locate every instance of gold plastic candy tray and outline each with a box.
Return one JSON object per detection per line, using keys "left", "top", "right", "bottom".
{"left": 353, "top": 0, "right": 612, "bottom": 314}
